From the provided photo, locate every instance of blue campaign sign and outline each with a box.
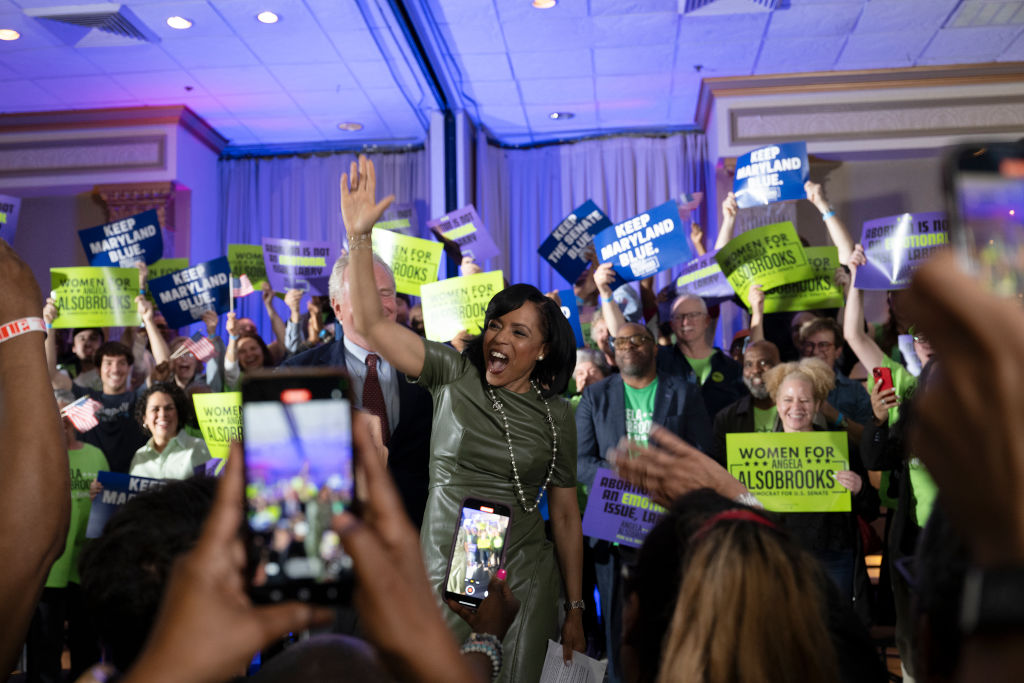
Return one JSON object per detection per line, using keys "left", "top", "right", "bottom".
{"left": 593, "top": 200, "right": 692, "bottom": 282}
{"left": 0, "top": 194, "right": 22, "bottom": 245}
{"left": 733, "top": 142, "right": 809, "bottom": 209}
{"left": 538, "top": 201, "right": 614, "bottom": 284}
{"left": 78, "top": 209, "right": 164, "bottom": 268}
{"left": 149, "top": 256, "right": 231, "bottom": 329}
{"left": 557, "top": 288, "right": 585, "bottom": 348}
{"left": 86, "top": 471, "right": 166, "bottom": 538}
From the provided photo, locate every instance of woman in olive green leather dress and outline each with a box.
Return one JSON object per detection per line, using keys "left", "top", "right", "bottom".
{"left": 341, "top": 156, "right": 586, "bottom": 682}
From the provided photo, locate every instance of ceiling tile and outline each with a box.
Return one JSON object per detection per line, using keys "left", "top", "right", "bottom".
{"left": 308, "top": 114, "right": 391, "bottom": 140}
{"left": 596, "top": 73, "right": 672, "bottom": 101}
{"left": 203, "top": 117, "right": 259, "bottom": 145}
{"left": 159, "top": 36, "right": 260, "bottom": 69}
{"left": 519, "top": 77, "right": 593, "bottom": 104}
{"left": 301, "top": 0, "right": 372, "bottom": 31}
{"left": 346, "top": 59, "right": 398, "bottom": 90}
{"left": 477, "top": 104, "right": 529, "bottom": 131}
{"left": 266, "top": 63, "right": 357, "bottom": 91}
{"left": 291, "top": 89, "right": 375, "bottom": 117}
{"left": 677, "top": 12, "right": 770, "bottom": 44}
{"left": 212, "top": 0, "right": 320, "bottom": 37}
{"left": 674, "top": 41, "right": 758, "bottom": 74}
{"left": 325, "top": 29, "right": 383, "bottom": 62}
{"left": 244, "top": 30, "right": 339, "bottom": 64}
{"left": 111, "top": 70, "right": 208, "bottom": 99}
{"left": 508, "top": 49, "right": 592, "bottom": 79}
{"left": 854, "top": 0, "right": 959, "bottom": 33}
{"left": 0, "top": 46, "right": 100, "bottom": 78}
{"left": 35, "top": 74, "right": 134, "bottom": 104}
{"left": 590, "top": 0, "right": 679, "bottom": 15}
{"left": 189, "top": 65, "right": 282, "bottom": 95}
{"left": 754, "top": 36, "right": 844, "bottom": 73}
{"left": 595, "top": 44, "right": 676, "bottom": 76}
{"left": 464, "top": 79, "right": 520, "bottom": 105}
{"left": 495, "top": 0, "right": 588, "bottom": 22}
{"left": 457, "top": 52, "right": 513, "bottom": 81}
{"left": 999, "top": 28, "right": 1024, "bottom": 60}
{"left": 669, "top": 94, "right": 698, "bottom": 124}
{"left": 0, "top": 11, "right": 64, "bottom": 49}
{"left": 0, "top": 78, "right": 61, "bottom": 108}
{"left": 598, "top": 98, "right": 671, "bottom": 127}
{"left": 0, "top": 59, "right": 19, "bottom": 80}
{"left": 237, "top": 116, "right": 322, "bottom": 143}
{"left": 835, "top": 30, "right": 931, "bottom": 69}
{"left": 592, "top": 12, "right": 679, "bottom": 46}
{"left": 82, "top": 44, "right": 181, "bottom": 74}
{"left": 764, "top": 3, "right": 863, "bottom": 38}
{"left": 126, "top": 2, "right": 236, "bottom": 39}
{"left": 424, "top": 0, "right": 500, "bottom": 25}
{"left": 437, "top": 22, "right": 507, "bottom": 55}
{"left": 217, "top": 92, "right": 305, "bottom": 118}
{"left": 917, "top": 26, "right": 1022, "bottom": 64}
{"left": 501, "top": 18, "right": 595, "bottom": 49}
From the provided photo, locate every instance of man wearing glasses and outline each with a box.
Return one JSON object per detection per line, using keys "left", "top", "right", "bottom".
{"left": 576, "top": 321, "right": 712, "bottom": 683}
{"left": 656, "top": 294, "right": 745, "bottom": 420}
{"left": 796, "top": 317, "right": 872, "bottom": 443}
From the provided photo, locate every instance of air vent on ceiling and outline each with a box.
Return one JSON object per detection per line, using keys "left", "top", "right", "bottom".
{"left": 945, "top": 1, "right": 1024, "bottom": 27}
{"left": 25, "top": 3, "right": 160, "bottom": 47}
{"left": 680, "top": 0, "right": 780, "bottom": 15}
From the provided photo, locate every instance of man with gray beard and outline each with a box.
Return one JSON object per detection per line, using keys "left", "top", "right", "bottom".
{"left": 710, "top": 340, "right": 781, "bottom": 466}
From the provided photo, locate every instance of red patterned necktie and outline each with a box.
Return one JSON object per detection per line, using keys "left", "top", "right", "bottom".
{"left": 363, "top": 353, "right": 390, "bottom": 445}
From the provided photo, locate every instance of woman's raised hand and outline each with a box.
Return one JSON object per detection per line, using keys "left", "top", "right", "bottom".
{"left": 340, "top": 155, "right": 395, "bottom": 237}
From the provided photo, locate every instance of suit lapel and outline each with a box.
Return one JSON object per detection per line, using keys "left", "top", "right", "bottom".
{"left": 610, "top": 375, "right": 627, "bottom": 441}
{"left": 653, "top": 374, "right": 672, "bottom": 426}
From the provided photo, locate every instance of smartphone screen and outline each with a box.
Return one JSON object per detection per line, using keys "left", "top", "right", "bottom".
{"left": 946, "top": 143, "right": 1024, "bottom": 301}
{"left": 444, "top": 499, "right": 512, "bottom": 608}
{"left": 242, "top": 369, "right": 355, "bottom": 604}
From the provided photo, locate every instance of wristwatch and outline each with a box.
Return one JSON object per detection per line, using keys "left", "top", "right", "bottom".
{"left": 960, "top": 567, "right": 1024, "bottom": 635}
{"left": 564, "top": 600, "right": 586, "bottom": 613}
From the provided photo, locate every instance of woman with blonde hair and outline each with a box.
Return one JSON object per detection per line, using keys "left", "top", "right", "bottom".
{"left": 657, "top": 505, "right": 841, "bottom": 683}
{"left": 761, "top": 357, "right": 879, "bottom": 601}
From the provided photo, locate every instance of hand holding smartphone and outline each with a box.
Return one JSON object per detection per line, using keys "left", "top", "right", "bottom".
{"left": 873, "top": 366, "right": 894, "bottom": 393}
{"left": 444, "top": 498, "right": 512, "bottom": 609}
{"left": 242, "top": 368, "right": 356, "bottom": 605}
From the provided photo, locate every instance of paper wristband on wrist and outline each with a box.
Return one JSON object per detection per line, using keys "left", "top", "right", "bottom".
{"left": 600, "top": 295, "right": 614, "bottom": 305}
{"left": 821, "top": 209, "right": 836, "bottom": 220}
{"left": 0, "top": 317, "right": 47, "bottom": 344}
{"left": 460, "top": 632, "right": 502, "bottom": 681}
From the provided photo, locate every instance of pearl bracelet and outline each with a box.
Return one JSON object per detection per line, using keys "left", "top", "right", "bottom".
{"left": 460, "top": 632, "right": 503, "bottom": 681}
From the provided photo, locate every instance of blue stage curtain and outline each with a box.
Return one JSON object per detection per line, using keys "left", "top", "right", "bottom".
{"left": 215, "top": 149, "right": 429, "bottom": 342}
{"left": 474, "top": 131, "right": 709, "bottom": 293}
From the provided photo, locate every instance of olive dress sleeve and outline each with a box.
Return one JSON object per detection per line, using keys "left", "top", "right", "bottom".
{"left": 413, "top": 338, "right": 472, "bottom": 390}
{"left": 550, "top": 398, "right": 578, "bottom": 488}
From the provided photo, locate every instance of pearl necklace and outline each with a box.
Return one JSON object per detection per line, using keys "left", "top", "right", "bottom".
{"left": 486, "top": 379, "right": 559, "bottom": 513}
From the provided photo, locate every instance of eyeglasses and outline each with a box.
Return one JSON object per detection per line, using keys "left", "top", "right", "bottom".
{"left": 612, "top": 334, "right": 654, "bottom": 349}
{"left": 671, "top": 312, "right": 705, "bottom": 323}
{"left": 801, "top": 341, "right": 835, "bottom": 353}
{"left": 912, "top": 335, "right": 929, "bottom": 345}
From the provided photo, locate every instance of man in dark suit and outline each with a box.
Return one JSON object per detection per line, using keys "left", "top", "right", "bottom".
{"left": 283, "top": 254, "right": 432, "bottom": 528}
{"left": 576, "top": 322, "right": 712, "bottom": 683}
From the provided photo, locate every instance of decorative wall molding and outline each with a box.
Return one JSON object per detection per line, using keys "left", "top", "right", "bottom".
{"left": 730, "top": 95, "right": 1024, "bottom": 145}
{"left": 0, "top": 136, "right": 166, "bottom": 178}
{"left": 0, "top": 106, "right": 227, "bottom": 154}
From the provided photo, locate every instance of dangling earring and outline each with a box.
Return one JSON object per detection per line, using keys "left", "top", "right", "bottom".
{"left": 537, "top": 355, "right": 544, "bottom": 361}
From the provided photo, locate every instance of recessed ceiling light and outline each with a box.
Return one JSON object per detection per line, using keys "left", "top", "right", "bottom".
{"left": 257, "top": 11, "right": 280, "bottom": 24}
{"left": 0, "top": 28, "right": 21, "bottom": 41}
{"left": 337, "top": 122, "right": 363, "bottom": 131}
{"left": 166, "top": 16, "right": 192, "bottom": 29}
{"left": 532, "top": 0, "right": 557, "bottom": 8}
{"left": 549, "top": 112, "right": 574, "bottom": 120}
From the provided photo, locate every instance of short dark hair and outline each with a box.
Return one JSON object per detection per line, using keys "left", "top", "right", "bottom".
{"left": 72, "top": 327, "right": 105, "bottom": 342}
{"left": 93, "top": 341, "right": 134, "bottom": 368}
{"left": 464, "top": 284, "right": 576, "bottom": 398}
{"left": 797, "top": 317, "right": 843, "bottom": 347}
{"left": 135, "top": 382, "right": 190, "bottom": 434}
{"left": 79, "top": 477, "right": 217, "bottom": 671}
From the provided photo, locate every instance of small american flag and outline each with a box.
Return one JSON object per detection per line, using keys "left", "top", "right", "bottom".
{"left": 62, "top": 396, "right": 103, "bottom": 433}
{"left": 232, "top": 274, "right": 255, "bottom": 298}
{"left": 679, "top": 192, "right": 704, "bottom": 210}
{"left": 181, "top": 331, "right": 216, "bottom": 363}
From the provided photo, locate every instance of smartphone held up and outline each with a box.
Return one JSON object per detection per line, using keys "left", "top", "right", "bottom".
{"left": 242, "top": 368, "right": 357, "bottom": 605}
{"left": 444, "top": 498, "right": 512, "bottom": 609}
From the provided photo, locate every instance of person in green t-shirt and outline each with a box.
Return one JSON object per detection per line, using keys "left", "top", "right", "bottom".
{"left": 26, "top": 396, "right": 109, "bottom": 683}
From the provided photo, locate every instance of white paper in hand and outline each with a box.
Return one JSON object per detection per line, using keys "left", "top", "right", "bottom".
{"left": 539, "top": 639, "right": 607, "bottom": 683}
